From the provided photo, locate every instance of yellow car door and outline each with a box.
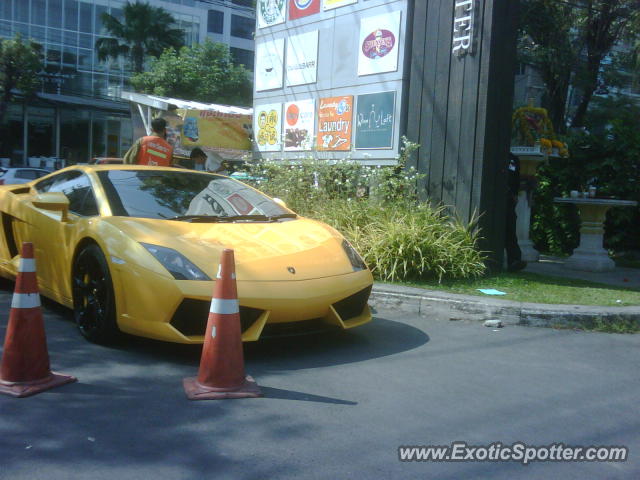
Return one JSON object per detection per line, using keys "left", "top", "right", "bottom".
{"left": 29, "top": 170, "right": 100, "bottom": 303}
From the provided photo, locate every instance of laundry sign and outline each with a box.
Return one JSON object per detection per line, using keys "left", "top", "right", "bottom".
{"left": 316, "top": 96, "right": 353, "bottom": 151}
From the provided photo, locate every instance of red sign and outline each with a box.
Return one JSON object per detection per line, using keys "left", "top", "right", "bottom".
{"left": 289, "top": 0, "right": 320, "bottom": 20}
{"left": 362, "top": 29, "right": 396, "bottom": 59}
{"left": 286, "top": 103, "right": 300, "bottom": 126}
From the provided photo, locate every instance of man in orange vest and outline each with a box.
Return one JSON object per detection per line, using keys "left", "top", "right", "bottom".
{"left": 123, "top": 117, "right": 175, "bottom": 166}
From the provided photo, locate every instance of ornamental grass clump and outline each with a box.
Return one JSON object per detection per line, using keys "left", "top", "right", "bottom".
{"left": 310, "top": 201, "right": 486, "bottom": 283}
{"left": 241, "top": 139, "right": 486, "bottom": 282}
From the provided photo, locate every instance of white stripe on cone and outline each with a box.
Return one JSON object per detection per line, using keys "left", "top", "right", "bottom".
{"left": 216, "top": 264, "right": 236, "bottom": 280}
{"left": 210, "top": 298, "right": 239, "bottom": 315}
{"left": 11, "top": 292, "right": 41, "bottom": 309}
{"left": 19, "top": 258, "right": 36, "bottom": 273}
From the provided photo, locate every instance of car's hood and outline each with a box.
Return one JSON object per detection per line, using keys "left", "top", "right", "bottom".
{"left": 104, "top": 216, "right": 355, "bottom": 281}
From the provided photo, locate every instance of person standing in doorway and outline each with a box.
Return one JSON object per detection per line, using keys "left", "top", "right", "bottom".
{"left": 506, "top": 152, "right": 527, "bottom": 272}
{"left": 123, "top": 117, "right": 175, "bottom": 166}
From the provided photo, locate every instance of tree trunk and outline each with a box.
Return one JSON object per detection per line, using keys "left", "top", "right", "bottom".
{"left": 571, "top": 54, "right": 602, "bottom": 128}
{"left": 538, "top": 65, "right": 571, "bottom": 134}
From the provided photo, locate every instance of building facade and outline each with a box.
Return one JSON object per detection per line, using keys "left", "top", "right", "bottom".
{"left": 0, "top": 0, "right": 255, "bottom": 166}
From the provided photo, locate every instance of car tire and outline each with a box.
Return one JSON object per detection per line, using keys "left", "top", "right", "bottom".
{"left": 72, "top": 244, "right": 119, "bottom": 344}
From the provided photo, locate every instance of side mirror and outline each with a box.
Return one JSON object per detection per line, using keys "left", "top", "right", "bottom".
{"left": 32, "top": 192, "right": 70, "bottom": 221}
{"left": 272, "top": 197, "right": 287, "bottom": 209}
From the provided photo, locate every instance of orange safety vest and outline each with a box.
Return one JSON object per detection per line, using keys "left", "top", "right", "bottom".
{"left": 138, "top": 135, "right": 173, "bottom": 166}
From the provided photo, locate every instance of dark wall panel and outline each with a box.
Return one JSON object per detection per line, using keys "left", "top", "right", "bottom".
{"left": 406, "top": 0, "right": 518, "bottom": 267}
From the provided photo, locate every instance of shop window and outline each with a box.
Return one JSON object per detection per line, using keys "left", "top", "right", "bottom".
{"left": 230, "top": 47, "right": 254, "bottom": 71}
{"left": 208, "top": 10, "right": 223, "bottom": 34}
{"left": 231, "top": 15, "right": 253, "bottom": 40}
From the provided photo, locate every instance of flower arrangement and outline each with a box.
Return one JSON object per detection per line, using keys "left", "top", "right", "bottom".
{"left": 512, "top": 105, "right": 569, "bottom": 157}
{"left": 552, "top": 139, "right": 570, "bottom": 158}
{"left": 512, "top": 106, "right": 556, "bottom": 146}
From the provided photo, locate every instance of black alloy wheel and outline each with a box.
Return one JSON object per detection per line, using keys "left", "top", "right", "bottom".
{"left": 72, "top": 244, "right": 118, "bottom": 344}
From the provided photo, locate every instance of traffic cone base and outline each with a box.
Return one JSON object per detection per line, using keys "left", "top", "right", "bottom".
{"left": 0, "top": 371, "right": 76, "bottom": 398}
{"left": 184, "top": 249, "right": 261, "bottom": 401}
{"left": 0, "top": 242, "right": 77, "bottom": 398}
{"left": 183, "top": 375, "right": 262, "bottom": 400}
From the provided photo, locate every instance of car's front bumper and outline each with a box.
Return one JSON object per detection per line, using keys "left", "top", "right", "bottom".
{"left": 111, "top": 264, "right": 373, "bottom": 343}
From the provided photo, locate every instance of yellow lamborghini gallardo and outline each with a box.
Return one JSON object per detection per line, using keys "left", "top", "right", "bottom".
{"left": 0, "top": 165, "right": 373, "bottom": 344}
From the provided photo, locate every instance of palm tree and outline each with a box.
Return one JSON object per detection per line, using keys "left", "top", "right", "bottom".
{"left": 95, "top": 1, "right": 184, "bottom": 73}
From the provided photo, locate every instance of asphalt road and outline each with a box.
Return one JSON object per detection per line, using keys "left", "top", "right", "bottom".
{"left": 1, "top": 280, "right": 639, "bottom": 480}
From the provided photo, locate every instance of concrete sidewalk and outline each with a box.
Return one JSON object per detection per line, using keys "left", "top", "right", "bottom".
{"left": 369, "top": 258, "right": 640, "bottom": 328}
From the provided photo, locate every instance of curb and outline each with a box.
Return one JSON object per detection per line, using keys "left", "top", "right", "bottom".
{"left": 370, "top": 284, "right": 640, "bottom": 329}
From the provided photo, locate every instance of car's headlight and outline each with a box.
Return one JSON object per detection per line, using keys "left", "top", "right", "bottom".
{"left": 141, "top": 243, "right": 211, "bottom": 281}
{"left": 342, "top": 239, "right": 367, "bottom": 271}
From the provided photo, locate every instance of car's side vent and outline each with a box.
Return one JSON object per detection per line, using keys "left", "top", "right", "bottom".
{"left": 1, "top": 213, "right": 18, "bottom": 258}
{"left": 332, "top": 286, "right": 372, "bottom": 321}
{"left": 170, "top": 299, "right": 263, "bottom": 336}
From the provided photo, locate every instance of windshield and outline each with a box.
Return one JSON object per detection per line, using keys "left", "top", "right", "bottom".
{"left": 97, "top": 170, "right": 290, "bottom": 220}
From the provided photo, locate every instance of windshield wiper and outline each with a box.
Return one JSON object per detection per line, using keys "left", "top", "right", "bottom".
{"left": 166, "top": 213, "right": 297, "bottom": 223}
{"left": 219, "top": 213, "right": 297, "bottom": 222}
{"left": 166, "top": 215, "right": 223, "bottom": 222}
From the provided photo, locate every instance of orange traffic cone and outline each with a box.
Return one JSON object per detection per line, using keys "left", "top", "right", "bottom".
{"left": 0, "top": 242, "right": 76, "bottom": 398}
{"left": 183, "top": 248, "right": 261, "bottom": 400}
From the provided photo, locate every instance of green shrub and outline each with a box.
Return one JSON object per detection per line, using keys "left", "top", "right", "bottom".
{"left": 241, "top": 139, "right": 486, "bottom": 282}
{"left": 531, "top": 96, "right": 640, "bottom": 255}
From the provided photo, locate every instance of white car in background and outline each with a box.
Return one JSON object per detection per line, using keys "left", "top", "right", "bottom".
{"left": 0, "top": 167, "right": 51, "bottom": 185}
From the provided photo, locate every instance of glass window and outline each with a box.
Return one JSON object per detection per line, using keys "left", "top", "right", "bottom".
{"left": 97, "top": 170, "right": 290, "bottom": 220}
{"left": 207, "top": 10, "right": 223, "bottom": 34}
{"left": 232, "top": 0, "right": 253, "bottom": 6}
{"left": 14, "top": 23, "right": 28, "bottom": 36}
{"left": 36, "top": 171, "right": 99, "bottom": 216}
{"left": 0, "top": 21, "right": 11, "bottom": 38}
{"left": 93, "top": 74, "right": 107, "bottom": 97}
{"left": 31, "top": 26, "right": 46, "bottom": 43}
{"left": 1, "top": 2, "right": 11, "bottom": 21}
{"left": 230, "top": 15, "right": 253, "bottom": 40}
{"left": 0, "top": 104, "right": 24, "bottom": 160}
{"left": 60, "top": 109, "right": 90, "bottom": 164}
{"left": 79, "top": 2, "right": 92, "bottom": 33}
{"left": 15, "top": 0, "right": 29, "bottom": 23}
{"left": 48, "top": 0, "right": 62, "bottom": 28}
{"left": 46, "top": 46, "right": 62, "bottom": 66}
{"left": 230, "top": 47, "right": 254, "bottom": 71}
{"left": 92, "top": 115, "right": 105, "bottom": 157}
{"left": 64, "top": 0, "right": 78, "bottom": 30}
{"left": 62, "top": 46, "right": 77, "bottom": 67}
{"left": 64, "top": 30, "right": 78, "bottom": 47}
{"left": 47, "top": 27, "right": 62, "bottom": 43}
{"left": 94, "top": 4, "right": 107, "bottom": 35}
{"left": 27, "top": 107, "right": 55, "bottom": 158}
{"left": 111, "top": 7, "right": 122, "bottom": 22}
{"left": 32, "top": 0, "right": 47, "bottom": 25}
{"left": 78, "top": 48, "right": 92, "bottom": 70}
{"left": 79, "top": 32, "right": 92, "bottom": 48}
{"left": 15, "top": 169, "right": 44, "bottom": 180}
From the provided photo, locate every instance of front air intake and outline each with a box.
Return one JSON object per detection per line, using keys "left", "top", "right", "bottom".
{"left": 170, "top": 299, "right": 263, "bottom": 336}
{"left": 332, "top": 286, "right": 372, "bottom": 321}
